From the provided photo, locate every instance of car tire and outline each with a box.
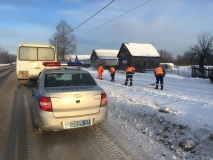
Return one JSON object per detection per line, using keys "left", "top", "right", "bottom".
{"left": 33, "top": 123, "right": 43, "bottom": 135}
{"left": 94, "top": 124, "right": 101, "bottom": 131}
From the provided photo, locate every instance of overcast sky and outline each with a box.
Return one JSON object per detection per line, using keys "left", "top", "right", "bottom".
{"left": 0, "top": 0, "right": 213, "bottom": 56}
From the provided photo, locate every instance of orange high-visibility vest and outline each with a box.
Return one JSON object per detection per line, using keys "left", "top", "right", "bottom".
{"left": 126, "top": 66, "right": 135, "bottom": 72}
{"left": 154, "top": 67, "right": 164, "bottom": 75}
{"left": 110, "top": 67, "right": 115, "bottom": 73}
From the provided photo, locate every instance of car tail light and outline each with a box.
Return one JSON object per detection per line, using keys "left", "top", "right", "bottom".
{"left": 43, "top": 62, "right": 61, "bottom": 66}
{"left": 100, "top": 93, "right": 107, "bottom": 107}
{"left": 39, "top": 97, "right": 52, "bottom": 111}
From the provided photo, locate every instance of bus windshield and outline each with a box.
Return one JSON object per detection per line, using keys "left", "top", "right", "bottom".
{"left": 19, "top": 46, "right": 55, "bottom": 61}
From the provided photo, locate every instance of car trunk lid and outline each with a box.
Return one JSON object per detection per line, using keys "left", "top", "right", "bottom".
{"left": 46, "top": 86, "right": 102, "bottom": 118}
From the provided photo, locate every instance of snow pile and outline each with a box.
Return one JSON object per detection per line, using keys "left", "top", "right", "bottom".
{"left": 0, "top": 64, "right": 11, "bottom": 66}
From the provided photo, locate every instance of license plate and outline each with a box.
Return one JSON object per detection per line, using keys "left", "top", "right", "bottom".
{"left": 62, "top": 119, "right": 91, "bottom": 129}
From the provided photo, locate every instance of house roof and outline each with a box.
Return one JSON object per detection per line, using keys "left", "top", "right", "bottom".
{"left": 124, "top": 43, "right": 160, "bottom": 57}
{"left": 160, "top": 63, "right": 175, "bottom": 67}
{"left": 64, "top": 55, "right": 76, "bottom": 61}
{"left": 76, "top": 55, "right": 91, "bottom": 61}
{"left": 64, "top": 54, "right": 91, "bottom": 61}
{"left": 94, "top": 49, "right": 119, "bottom": 60}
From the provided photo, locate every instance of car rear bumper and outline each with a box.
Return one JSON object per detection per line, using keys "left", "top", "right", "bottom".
{"left": 36, "top": 105, "right": 108, "bottom": 131}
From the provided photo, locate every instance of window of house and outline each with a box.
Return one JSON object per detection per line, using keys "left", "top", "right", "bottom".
{"left": 122, "top": 60, "right": 127, "bottom": 64}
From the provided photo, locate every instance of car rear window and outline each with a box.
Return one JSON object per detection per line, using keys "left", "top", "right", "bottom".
{"left": 44, "top": 73, "right": 96, "bottom": 87}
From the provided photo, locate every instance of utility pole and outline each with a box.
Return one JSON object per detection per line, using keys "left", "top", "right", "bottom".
{"left": 55, "top": 37, "right": 58, "bottom": 61}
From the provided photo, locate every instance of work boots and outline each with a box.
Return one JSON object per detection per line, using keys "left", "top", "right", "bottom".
{"left": 155, "top": 85, "right": 163, "bottom": 90}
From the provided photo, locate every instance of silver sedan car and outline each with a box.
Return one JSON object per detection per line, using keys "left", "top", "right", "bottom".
{"left": 31, "top": 62, "right": 108, "bottom": 134}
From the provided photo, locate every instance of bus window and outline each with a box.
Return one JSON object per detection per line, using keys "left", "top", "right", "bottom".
{"left": 19, "top": 47, "right": 37, "bottom": 60}
{"left": 19, "top": 47, "right": 55, "bottom": 61}
{"left": 38, "top": 48, "right": 55, "bottom": 61}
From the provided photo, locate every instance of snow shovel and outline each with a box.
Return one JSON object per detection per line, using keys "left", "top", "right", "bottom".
{"left": 150, "top": 82, "right": 155, "bottom": 86}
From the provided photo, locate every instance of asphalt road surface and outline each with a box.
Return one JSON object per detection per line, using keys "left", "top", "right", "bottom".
{"left": 0, "top": 66, "right": 152, "bottom": 160}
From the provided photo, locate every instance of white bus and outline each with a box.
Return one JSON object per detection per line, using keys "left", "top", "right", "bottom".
{"left": 16, "top": 43, "right": 57, "bottom": 85}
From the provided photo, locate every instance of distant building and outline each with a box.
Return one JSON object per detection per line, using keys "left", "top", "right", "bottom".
{"left": 64, "top": 54, "right": 91, "bottom": 67}
{"left": 117, "top": 43, "right": 160, "bottom": 72}
{"left": 64, "top": 55, "right": 76, "bottom": 61}
{"left": 75, "top": 55, "right": 91, "bottom": 67}
{"left": 90, "top": 49, "right": 119, "bottom": 69}
{"left": 160, "top": 63, "right": 175, "bottom": 69}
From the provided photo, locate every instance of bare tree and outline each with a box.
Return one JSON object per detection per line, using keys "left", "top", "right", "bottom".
{"left": 0, "top": 47, "right": 16, "bottom": 64}
{"left": 173, "top": 54, "right": 183, "bottom": 66}
{"left": 186, "top": 32, "right": 213, "bottom": 76}
{"left": 173, "top": 52, "right": 194, "bottom": 66}
{"left": 0, "top": 48, "right": 9, "bottom": 63}
{"left": 49, "top": 20, "right": 77, "bottom": 60}
{"left": 158, "top": 49, "right": 174, "bottom": 63}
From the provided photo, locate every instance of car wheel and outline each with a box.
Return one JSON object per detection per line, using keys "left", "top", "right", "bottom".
{"left": 94, "top": 124, "right": 101, "bottom": 131}
{"left": 33, "top": 123, "right": 43, "bottom": 135}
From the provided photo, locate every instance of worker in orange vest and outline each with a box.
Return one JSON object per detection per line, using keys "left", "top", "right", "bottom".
{"left": 109, "top": 66, "right": 116, "bottom": 81}
{"left": 124, "top": 65, "right": 135, "bottom": 86}
{"left": 97, "top": 65, "right": 104, "bottom": 80}
{"left": 154, "top": 64, "right": 165, "bottom": 90}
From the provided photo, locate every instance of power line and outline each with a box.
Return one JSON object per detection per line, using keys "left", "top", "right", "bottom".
{"left": 77, "top": 0, "right": 152, "bottom": 38}
{"left": 73, "top": 0, "right": 116, "bottom": 31}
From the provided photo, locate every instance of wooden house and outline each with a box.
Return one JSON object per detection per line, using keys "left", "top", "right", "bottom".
{"left": 90, "top": 49, "right": 119, "bottom": 69}
{"left": 117, "top": 43, "right": 160, "bottom": 72}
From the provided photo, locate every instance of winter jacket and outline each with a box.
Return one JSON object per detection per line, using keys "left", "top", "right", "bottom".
{"left": 98, "top": 66, "right": 104, "bottom": 73}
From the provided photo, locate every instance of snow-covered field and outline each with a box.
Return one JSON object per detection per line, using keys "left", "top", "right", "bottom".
{"left": 87, "top": 66, "right": 213, "bottom": 160}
